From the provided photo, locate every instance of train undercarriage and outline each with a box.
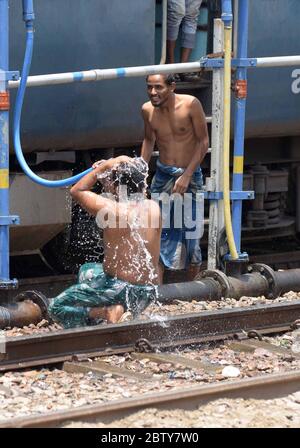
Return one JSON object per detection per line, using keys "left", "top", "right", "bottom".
{"left": 8, "top": 135, "right": 300, "bottom": 279}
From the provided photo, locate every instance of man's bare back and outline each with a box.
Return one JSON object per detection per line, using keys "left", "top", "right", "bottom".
{"left": 102, "top": 199, "right": 161, "bottom": 285}
{"left": 71, "top": 156, "right": 161, "bottom": 286}
{"left": 49, "top": 157, "right": 162, "bottom": 327}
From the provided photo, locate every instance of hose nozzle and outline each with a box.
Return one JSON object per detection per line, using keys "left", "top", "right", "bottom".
{"left": 221, "top": 0, "right": 233, "bottom": 26}
{"left": 22, "top": 0, "right": 35, "bottom": 22}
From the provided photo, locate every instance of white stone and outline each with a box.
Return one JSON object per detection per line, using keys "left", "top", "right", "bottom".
{"left": 221, "top": 366, "right": 241, "bottom": 378}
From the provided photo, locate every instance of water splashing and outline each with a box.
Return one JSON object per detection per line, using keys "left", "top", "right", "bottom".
{"left": 96, "top": 156, "right": 160, "bottom": 312}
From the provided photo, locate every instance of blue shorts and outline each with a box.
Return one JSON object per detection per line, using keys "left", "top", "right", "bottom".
{"left": 151, "top": 160, "right": 203, "bottom": 270}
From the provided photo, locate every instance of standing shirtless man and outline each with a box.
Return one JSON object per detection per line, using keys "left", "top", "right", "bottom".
{"left": 49, "top": 156, "right": 161, "bottom": 328}
{"left": 141, "top": 74, "right": 209, "bottom": 282}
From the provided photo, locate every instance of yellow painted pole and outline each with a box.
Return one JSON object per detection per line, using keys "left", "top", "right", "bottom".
{"left": 223, "top": 23, "right": 238, "bottom": 259}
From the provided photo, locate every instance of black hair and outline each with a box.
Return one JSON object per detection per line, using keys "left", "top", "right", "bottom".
{"left": 164, "top": 74, "right": 176, "bottom": 85}
{"left": 111, "top": 162, "right": 147, "bottom": 195}
{"left": 146, "top": 73, "right": 176, "bottom": 85}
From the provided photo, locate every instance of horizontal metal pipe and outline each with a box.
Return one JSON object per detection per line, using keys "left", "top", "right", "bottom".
{"left": 1, "top": 268, "right": 299, "bottom": 329}
{"left": 8, "top": 55, "right": 300, "bottom": 90}
{"left": 256, "top": 56, "right": 300, "bottom": 68}
{"left": 227, "top": 273, "right": 268, "bottom": 299}
{"left": 274, "top": 269, "right": 300, "bottom": 295}
{"left": 9, "top": 61, "right": 205, "bottom": 89}
{"left": 157, "top": 269, "right": 300, "bottom": 303}
{"left": 0, "top": 300, "right": 42, "bottom": 329}
{"left": 157, "top": 278, "right": 221, "bottom": 303}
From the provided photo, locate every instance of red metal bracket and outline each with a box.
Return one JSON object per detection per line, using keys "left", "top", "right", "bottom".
{"left": 234, "top": 80, "right": 247, "bottom": 99}
{"left": 0, "top": 92, "right": 10, "bottom": 111}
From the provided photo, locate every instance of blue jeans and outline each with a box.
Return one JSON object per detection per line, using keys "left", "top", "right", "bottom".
{"left": 167, "top": 0, "right": 202, "bottom": 49}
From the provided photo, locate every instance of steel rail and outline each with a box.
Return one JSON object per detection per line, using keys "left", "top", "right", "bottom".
{"left": 1, "top": 369, "right": 300, "bottom": 428}
{"left": 1, "top": 301, "right": 300, "bottom": 372}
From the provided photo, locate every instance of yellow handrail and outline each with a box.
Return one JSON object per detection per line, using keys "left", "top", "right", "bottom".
{"left": 223, "top": 23, "right": 238, "bottom": 259}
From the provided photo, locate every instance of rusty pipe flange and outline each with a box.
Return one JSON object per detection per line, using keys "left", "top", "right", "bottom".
{"left": 250, "top": 263, "right": 278, "bottom": 299}
{"left": 198, "top": 270, "right": 231, "bottom": 298}
{"left": 14, "top": 290, "right": 50, "bottom": 319}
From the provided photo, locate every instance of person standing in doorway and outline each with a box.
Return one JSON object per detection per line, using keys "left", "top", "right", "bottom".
{"left": 167, "top": 0, "right": 203, "bottom": 81}
{"left": 141, "top": 74, "right": 209, "bottom": 283}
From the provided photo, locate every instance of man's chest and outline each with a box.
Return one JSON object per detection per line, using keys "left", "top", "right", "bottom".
{"left": 150, "top": 111, "right": 192, "bottom": 137}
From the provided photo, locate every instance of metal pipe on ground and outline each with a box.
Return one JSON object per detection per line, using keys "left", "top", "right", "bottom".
{"left": 157, "top": 278, "right": 221, "bottom": 303}
{"left": 227, "top": 272, "right": 268, "bottom": 299}
{"left": 1, "top": 267, "right": 300, "bottom": 328}
{"left": 156, "top": 272, "right": 268, "bottom": 303}
{"left": 0, "top": 290, "right": 49, "bottom": 329}
{"left": 157, "top": 267, "right": 300, "bottom": 303}
{"left": 275, "top": 269, "right": 300, "bottom": 295}
{"left": 0, "top": 300, "right": 42, "bottom": 329}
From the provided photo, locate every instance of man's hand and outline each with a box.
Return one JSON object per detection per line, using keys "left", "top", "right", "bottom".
{"left": 172, "top": 173, "right": 192, "bottom": 194}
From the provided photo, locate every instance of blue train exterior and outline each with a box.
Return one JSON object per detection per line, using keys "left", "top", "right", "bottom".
{"left": 9, "top": 0, "right": 300, "bottom": 150}
{"left": 7, "top": 0, "right": 300, "bottom": 271}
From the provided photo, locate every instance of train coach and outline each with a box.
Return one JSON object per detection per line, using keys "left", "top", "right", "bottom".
{"left": 6, "top": 0, "right": 300, "bottom": 275}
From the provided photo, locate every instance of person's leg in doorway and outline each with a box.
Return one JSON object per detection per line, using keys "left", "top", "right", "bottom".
{"left": 167, "top": 0, "right": 185, "bottom": 64}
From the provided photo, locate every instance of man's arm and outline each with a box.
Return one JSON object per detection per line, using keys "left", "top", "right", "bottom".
{"left": 140, "top": 105, "right": 156, "bottom": 163}
{"left": 186, "top": 98, "right": 209, "bottom": 172}
{"left": 70, "top": 156, "right": 131, "bottom": 216}
{"left": 173, "top": 98, "right": 209, "bottom": 194}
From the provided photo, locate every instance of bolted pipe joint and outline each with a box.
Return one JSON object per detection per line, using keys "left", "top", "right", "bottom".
{"left": 150, "top": 266, "right": 300, "bottom": 305}
{"left": 200, "top": 268, "right": 269, "bottom": 299}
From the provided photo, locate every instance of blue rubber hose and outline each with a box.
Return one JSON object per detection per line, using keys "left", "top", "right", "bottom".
{"left": 13, "top": 22, "right": 93, "bottom": 188}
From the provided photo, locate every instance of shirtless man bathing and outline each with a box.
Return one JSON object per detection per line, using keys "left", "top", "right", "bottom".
{"left": 49, "top": 156, "right": 161, "bottom": 328}
{"left": 141, "top": 74, "right": 209, "bottom": 282}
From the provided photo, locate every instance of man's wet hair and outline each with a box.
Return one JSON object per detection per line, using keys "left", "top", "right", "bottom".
{"left": 146, "top": 74, "right": 176, "bottom": 85}
{"left": 112, "top": 162, "right": 147, "bottom": 195}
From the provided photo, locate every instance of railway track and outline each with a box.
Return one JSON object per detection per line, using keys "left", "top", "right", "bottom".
{"left": 1, "top": 299, "right": 300, "bottom": 427}
{"left": 0, "top": 370, "right": 299, "bottom": 428}
{"left": 1, "top": 265, "right": 300, "bottom": 427}
{"left": 1, "top": 300, "right": 300, "bottom": 372}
